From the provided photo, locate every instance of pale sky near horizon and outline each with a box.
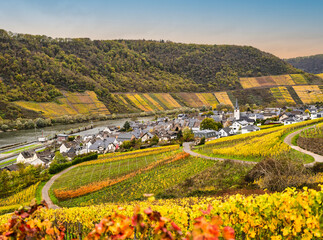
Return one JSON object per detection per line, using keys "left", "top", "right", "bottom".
{"left": 0, "top": 0, "right": 322, "bottom": 58}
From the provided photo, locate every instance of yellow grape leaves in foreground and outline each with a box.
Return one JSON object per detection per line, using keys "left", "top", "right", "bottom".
{"left": 1, "top": 186, "right": 317, "bottom": 239}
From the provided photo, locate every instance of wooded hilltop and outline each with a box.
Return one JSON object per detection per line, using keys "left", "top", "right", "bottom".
{"left": 0, "top": 29, "right": 321, "bottom": 120}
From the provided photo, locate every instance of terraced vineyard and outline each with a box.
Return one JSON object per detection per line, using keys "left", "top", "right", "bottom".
{"left": 297, "top": 122, "right": 323, "bottom": 155}
{"left": 292, "top": 85, "right": 323, "bottom": 104}
{"left": 240, "top": 74, "right": 299, "bottom": 89}
{"left": 0, "top": 182, "right": 40, "bottom": 215}
{"left": 198, "top": 93, "right": 219, "bottom": 107}
{"left": 214, "top": 92, "right": 233, "bottom": 106}
{"left": 11, "top": 73, "right": 323, "bottom": 117}
{"left": 14, "top": 91, "right": 110, "bottom": 118}
{"left": 112, "top": 93, "right": 183, "bottom": 111}
{"left": 176, "top": 93, "right": 206, "bottom": 108}
{"left": 270, "top": 87, "right": 295, "bottom": 104}
{"left": 290, "top": 74, "right": 308, "bottom": 84}
{"left": 49, "top": 147, "right": 220, "bottom": 207}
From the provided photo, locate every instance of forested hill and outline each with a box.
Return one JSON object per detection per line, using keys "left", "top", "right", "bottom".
{"left": 286, "top": 54, "right": 323, "bottom": 74}
{"left": 0, "top": 29, "right": 302, "bottom": 104}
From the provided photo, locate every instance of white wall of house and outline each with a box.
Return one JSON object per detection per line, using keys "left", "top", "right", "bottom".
{"left": 241, "top": 128, "right": 259, "bottom": 134}
{"left": 219, "top": 129, "right": 228, "bottom": 137}
{"left": 17, "top": 153, "right": 38, "bottom": 164}
{"left": 59, "top": 144, "right": 69, "bottom": 153}
{"left": 230, "top": 122, "right": 242, "bottom": 133}
{"left": 141, "top": 134, "right": 150, "bottom": 142}
{"left": 29, "top": 158, "right": 45, "bottom": 166}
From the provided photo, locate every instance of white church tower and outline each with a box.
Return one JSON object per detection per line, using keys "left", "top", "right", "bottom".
{"left": 234, "top": 98, "right": 240, "bottom": 120}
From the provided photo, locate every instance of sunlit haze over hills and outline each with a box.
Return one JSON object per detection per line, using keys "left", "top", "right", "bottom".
{"left": 1, "top": 0, "right": 323, "bottom": 58}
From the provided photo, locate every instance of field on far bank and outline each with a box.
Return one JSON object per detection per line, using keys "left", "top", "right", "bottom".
{"left": 14, "top": 91, "right": 110, "bottom": 118}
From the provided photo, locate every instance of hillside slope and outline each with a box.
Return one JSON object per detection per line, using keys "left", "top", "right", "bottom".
{"left": 286, "top": 54, "right": 323, "bottom": 74}
{"left": 1, "top": 29, "right": 322, "bottom": 119}
{"left": 0, "top": 30, "right": 300, "bottom": 99}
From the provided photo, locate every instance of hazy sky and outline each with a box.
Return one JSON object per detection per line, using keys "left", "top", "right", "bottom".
{"left": 0, "top": 0, "right": 323, "bottom": 58}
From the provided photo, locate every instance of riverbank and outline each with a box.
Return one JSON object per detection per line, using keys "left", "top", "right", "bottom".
{"left": 0, "top": 107, "right": 197, "bottom": 132}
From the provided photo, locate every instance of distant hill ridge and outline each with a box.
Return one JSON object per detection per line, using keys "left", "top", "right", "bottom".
{"left": 286, "top": 54, "right": 323, "bottom": 74}
{"left": 0, "top": 29, "right": 322, "bottom": 119}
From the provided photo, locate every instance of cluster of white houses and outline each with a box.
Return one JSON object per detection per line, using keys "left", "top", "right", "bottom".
{"left": 2, "top": 100, "right": 322, "bottom": 170}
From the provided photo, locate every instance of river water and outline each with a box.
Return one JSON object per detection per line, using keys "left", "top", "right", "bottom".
{"left": 0, "top": 117, "right": 153, "bottom": 148}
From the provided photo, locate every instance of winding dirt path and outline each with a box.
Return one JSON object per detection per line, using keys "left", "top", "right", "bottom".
{"left": 283, "top": 125, "right": 323, "bottom": 166}
{"left": 183, "top": 142, "right": 257, "bottom": 165}
{"left": 42, "top": 165, "right": 77, "bottom": 209}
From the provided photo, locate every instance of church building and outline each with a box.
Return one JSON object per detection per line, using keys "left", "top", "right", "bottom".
{"left": 234, "top": 98, "right": 240, "bottom": 120}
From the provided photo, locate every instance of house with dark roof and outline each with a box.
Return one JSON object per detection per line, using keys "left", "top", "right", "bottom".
{"left": 89, "top": 137, "right": 118, "bottom": 153}
{"left": 194, "top": 130, "right": 219, "bottom": 139}
{"left": 57, "top": 134, "right": 68, "bottom": 143}
{"left": 117, "top": 133, "right": 135, "bottom": 144}
{"left": 241, "top": 125, "right": 260, "bottom": 134}
{"left": 219, "top": 127, "right": 235, "bottom": 137}
{"left": 17, "top": 151, "right": 37, "bottom": 164}
{"left": 17, "top": 150, "right": 50, "bottom": 166}
{"left": 283, "top": 117, "right": 302, "bottom": 125}
{"left": 140, "top": 132, "right": 154, "bottom": 142}
{"left": 311, "top": 110, "right": 323, "bottom": 120}
{"left": 0, "top": 164, "right": 20, "bottom": 172}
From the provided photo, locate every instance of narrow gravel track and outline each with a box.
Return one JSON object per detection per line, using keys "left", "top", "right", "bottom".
{"left": 183, "top": 142, "right": 257, "bottom": 165}
{"left": 42, "top": 165, "right": 77, "bottom": 209}
{"left": 283, "top": 125, "right": 323, "bottom": 166}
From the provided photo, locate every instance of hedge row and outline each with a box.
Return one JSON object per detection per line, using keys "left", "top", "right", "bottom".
{"left": 49, "top": 152, "right": 98, "bottom": 174}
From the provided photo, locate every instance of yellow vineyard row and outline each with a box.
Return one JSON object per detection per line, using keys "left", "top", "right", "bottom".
{"left": 14, "top": 91, "right": 110, "bottom": 117}
{"left": 293, "top": 85, "right": 323, "bottom": 104}
{"left": 240, "top": 74, "right": 303, "bottom": 89}
{"left": 270, "top": 87, "right": 295, "bottom": 104}
{"left": 204, "top": 118, "right": 323, "bottom": 158}
{"left": 1, "top": 187, "right": 319, "bottom": 239}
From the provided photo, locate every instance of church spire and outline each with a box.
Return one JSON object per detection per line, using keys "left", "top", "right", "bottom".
{"left": 235, "top": 98, "right": 239, "bottom": 110}
{"left": 234, "top": 98, "right": 240, "bottom": 120}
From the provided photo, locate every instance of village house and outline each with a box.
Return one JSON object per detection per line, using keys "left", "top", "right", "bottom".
{"left": 89, "top": 137, "right": 118, "bottom": 153}
{"left": 241, "top": 125, "right": 260, "bottom": 134}
{"left": 311, "top": 110, "right": 323, "bottom": 120}
{"left": 194, "top": 129, "right": 219, "bottom": 139}
{"left": 117, "top": 133, "right": 135, "bottom": 144}
{"left": 57, "top": 134, "right": 68, "bottom": 143}
{"left": 140, "top": 132, "right": 154, "bottom": 142}
{"left": 1, "top": 164, "right": 20, "bottom": 172}
{"left": 17, "top": 151, "right": 38, "bottom": 164}
{"left": 219, "top": 127, "right": 235, "bottom": 137}
{"left": 283, "top": 117, "right": 302, "bottom": 125}
{"left": 230, "top": 120, "right": 249, "bottom": 133}
{"left": 59, "top": 142, "right": 71, "bottom": 153}
{"left": 16, "top": 151, "right": 50, "bottom": 166}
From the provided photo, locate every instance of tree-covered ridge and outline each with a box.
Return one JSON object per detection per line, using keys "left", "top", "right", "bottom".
{"left": 0, "top": 29, "right": 302, "bottom": 103}
{"left": 286, "top": 54, "right": 323, "bottom": 74}
{"left": 123, "top": 40, "right": 300, "bottom": 90}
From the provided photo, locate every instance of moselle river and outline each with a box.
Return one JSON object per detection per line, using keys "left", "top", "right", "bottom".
{"left": 0, "top": 117, "right": 153, "bottom": 148}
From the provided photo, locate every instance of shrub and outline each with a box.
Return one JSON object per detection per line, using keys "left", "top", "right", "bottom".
{"left": 49, "top": 152, "right": 98, "bottom": 174}
{"left": 247, "top": 155, "right": 309, "bottom": 191}
{"left": 183, "top": 127, "right": 194, "bottom": 142}
{"left": 198, "top": 136, "right": 206, "bottom": 145}
{"left": 71, "top": 152, "right": 98, "bottom": 165}
{"left": 49, "top": 162, "right": 72, "bottom": 174}
{"left": 312, "top": 162, "right": 323, "bottom": 173}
